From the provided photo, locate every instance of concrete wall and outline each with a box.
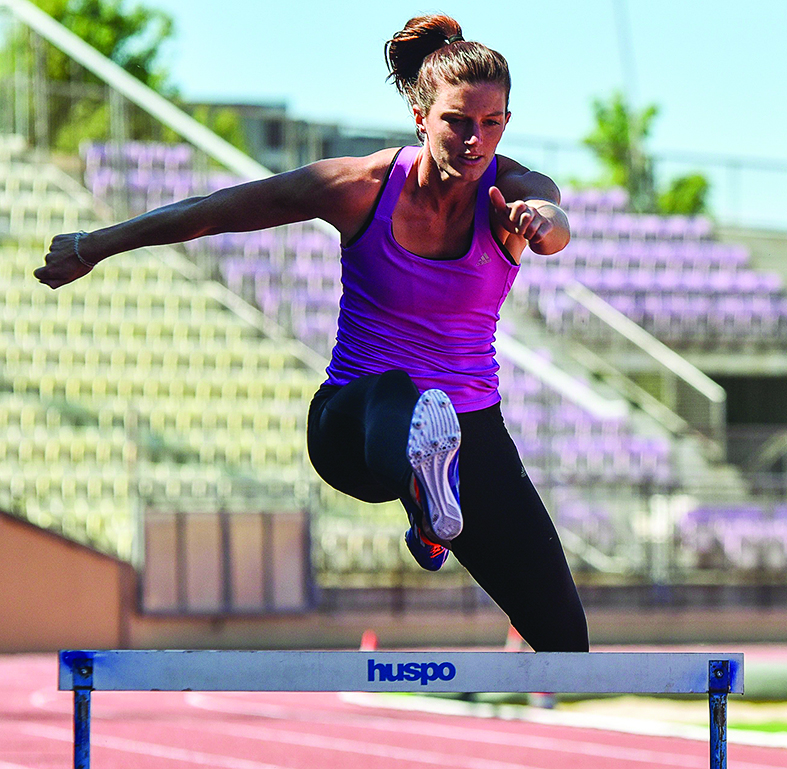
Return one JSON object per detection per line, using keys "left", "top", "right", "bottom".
{"left": 4, "top": 510, "right": 787, "bottom": 651}
{"left": 126, "top": 605, "right": 787, "bottom": 649}
{"left": 0, "top": 512, "right": 136, "bottom": 652}
{"left": 718, "top": 226, "right": 787, "bottom": 282}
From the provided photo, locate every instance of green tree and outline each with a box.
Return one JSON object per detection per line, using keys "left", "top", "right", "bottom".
{"left": 35, "top": 0, "right": 175, "bottom": 93}
{"left": 583, "top": 91, "right": 710, "bottom": 217}
{"left": 658, "top": 173, "right": 709, "bottom": 216}
{"left": 583, "top": 91, "right": 658, "bottom": 213}
{"left": 0, "top": 0, "right": 177, "bottom": 149}
{"left": 2, "top": 1, "right": 247, "bottom": 153}
{"left": 189, "top": 104, "right": 248, "bottom": 156}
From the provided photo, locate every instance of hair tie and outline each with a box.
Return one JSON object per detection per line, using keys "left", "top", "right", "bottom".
{"left": 446, "top": 33, "right": 463, "bottom": 44}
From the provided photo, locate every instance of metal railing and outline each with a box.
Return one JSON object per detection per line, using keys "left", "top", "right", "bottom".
{"left": 565, "top": 280, "right": 727, "bottom": 454}
{"left": 0, "top": 0, "right": 269, "bottom": 180}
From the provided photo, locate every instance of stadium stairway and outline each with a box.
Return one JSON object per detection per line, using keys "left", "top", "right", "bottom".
{"left": 499, "top": 307, "right": 751, "bottom": 503}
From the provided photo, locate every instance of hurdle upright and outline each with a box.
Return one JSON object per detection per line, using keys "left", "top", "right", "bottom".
{"left": 59, "top": 650, "right": 743, "bottom": 769}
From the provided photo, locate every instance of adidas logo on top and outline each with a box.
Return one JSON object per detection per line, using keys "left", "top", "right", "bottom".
{"left": 477, "top": 252, "right": 491, "bottom": 266}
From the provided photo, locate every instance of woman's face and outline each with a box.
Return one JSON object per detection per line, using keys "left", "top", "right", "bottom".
{"left": 414, "top": 80, "right": 510, "bottom": 181}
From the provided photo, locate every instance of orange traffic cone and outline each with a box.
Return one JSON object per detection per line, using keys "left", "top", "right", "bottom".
{"left": 505, "top": 626, "right": 554, "bottom": 708}
{"left": 505, "top": 625, "right": 524, "bottom": 651}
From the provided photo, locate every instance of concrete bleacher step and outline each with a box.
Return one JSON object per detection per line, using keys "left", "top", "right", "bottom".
{"left": 501, "top": 308, "right": 659, "bottom": 432}
{"left": 671, "top": 438, "right": 751, "bottom": 500}
{"left": 0, "top": 139, "right": 329, "bottom": 559}
{"left": 0, "top": 135, "right": 27, "bottom": 162}
{"left": 719, "top": 225, "right": 787, "bottom": 287}
{"left": 502, "top": 306, "right": 753, "bottom": 502}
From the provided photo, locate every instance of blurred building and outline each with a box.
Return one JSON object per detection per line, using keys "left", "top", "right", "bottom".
{"left": 186, "top": 100, "right": 416, "bottom": 172}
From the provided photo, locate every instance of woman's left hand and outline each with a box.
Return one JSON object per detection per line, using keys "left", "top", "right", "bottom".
{"left": 489, "top": 185, "right": 554, "bottom": 246}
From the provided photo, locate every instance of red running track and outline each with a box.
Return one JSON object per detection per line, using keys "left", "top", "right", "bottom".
{"left": 1, "top": 654, "right": 785, "bottom": 769}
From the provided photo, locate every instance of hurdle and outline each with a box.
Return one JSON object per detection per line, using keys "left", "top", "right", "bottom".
{"left": 59, "top": 650, "right": 743, "bottom": 769}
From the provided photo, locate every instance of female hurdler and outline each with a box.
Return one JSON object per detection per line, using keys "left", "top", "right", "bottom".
{"left": 36, "top": 14, "right": 589, "bottom": 651}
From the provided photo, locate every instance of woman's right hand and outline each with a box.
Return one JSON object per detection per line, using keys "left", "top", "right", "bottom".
{"left": 34, "top": 233, "right": 95, "bottom": 289}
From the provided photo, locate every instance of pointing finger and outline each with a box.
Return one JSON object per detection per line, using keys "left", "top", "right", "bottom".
{"left": 488, "top": 185, "right": 508, "bottom": 213}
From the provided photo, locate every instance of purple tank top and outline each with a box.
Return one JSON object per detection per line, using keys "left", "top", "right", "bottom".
{"left": 324, "top": 145, "right": 519, "bottom": 412}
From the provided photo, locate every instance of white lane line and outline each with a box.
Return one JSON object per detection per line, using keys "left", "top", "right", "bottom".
{"left": 187, "top": 693, "right": 786, "bottom": 769}
{"left": 19, "top": 724, "right": 288, "bottom": 769}
{"left": 186, "top": 692, "right": 334, "bottom": 720}
{"left": 27, "top": 689, "right": 786, "bottom": 769}
{"left": 176, "top": 719, "right": 545, "bottom": 769}
{"left": 20, "top": 698, "right": 785, "bottom": 769}
{"left": 182, "top": 718, "right": 710, "bottom": 769}
{"left": 29, "top": 689, "right": 67, "bottom": 712}
{"left": 343, "top": 691, "right": 787, "bottom": 751}
{"left": 0, "top": 761, "right": 37, "bottom": 769}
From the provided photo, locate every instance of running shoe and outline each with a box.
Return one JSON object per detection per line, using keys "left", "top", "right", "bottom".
{"left": 401, "top": 486, "right": 449, "bottom": 570}
{"left": 404, "top": 520, "right": 449, "bottom": 571}
{"left": 407, "top": 389, "right": 463, "bottom": 541}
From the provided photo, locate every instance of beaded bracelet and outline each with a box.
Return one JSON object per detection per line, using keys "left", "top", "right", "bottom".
{"left": 73, "top": 230, "right": 97, "bottom": 269}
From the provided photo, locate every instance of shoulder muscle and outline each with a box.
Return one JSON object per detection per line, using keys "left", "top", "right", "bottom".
{"left": 495, "top": 155, "right": 561, "bottom": 205}
{"left": 304, "top": 148, "right": 399, "bottom": 235}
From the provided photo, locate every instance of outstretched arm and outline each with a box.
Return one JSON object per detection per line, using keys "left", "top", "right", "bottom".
{"left": 490, "top": 160, "right": 570, "bottom": 260}
{"left": 34, "top": 154, "right": 384, "bottom": 289}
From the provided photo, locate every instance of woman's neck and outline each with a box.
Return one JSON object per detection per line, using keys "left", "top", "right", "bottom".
{"left": 410, "top": 146, "right": 481, "bottom": 219}
{"left": 391, "top": 147, "right": 481, "bottom": 260}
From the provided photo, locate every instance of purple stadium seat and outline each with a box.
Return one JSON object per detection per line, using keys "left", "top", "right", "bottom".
{"left": 638, "top": 215, "right": 663, "bottom": 240}
{"left": 707, "top": 270, "right": 736, "bottom": 295}
{"left": 687, "top": 216, "right": 713, "bottom": 240}
{"left": 163, "top": 144, "right": 194, "bottom": 170}
{"left": 734, "top": 270, "right": 761, "bottom": 295}
{"left": 676, "top": 270, "right": 703, "bottom": 295}
{"left": 602, "top": 187, "right": 629, "bottom": 213}
{"left": 757, "top": 272, "right": 783, "bottom": 295}
{"left": 607, "top": 294, "right": 637, "bottom": 317}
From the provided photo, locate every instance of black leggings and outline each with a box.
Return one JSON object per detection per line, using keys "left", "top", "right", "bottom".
{"left": 307, "top": 369, "right": 589, "bottom": 652}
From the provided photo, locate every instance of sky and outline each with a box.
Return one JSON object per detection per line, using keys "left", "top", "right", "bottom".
{"left": 150, "top": 0, "right": 786, "bottom": 226}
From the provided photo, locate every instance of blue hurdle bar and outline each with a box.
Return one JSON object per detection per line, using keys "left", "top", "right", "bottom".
{"left": 59, "top": 650, "right": 744, "bottom": 769}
